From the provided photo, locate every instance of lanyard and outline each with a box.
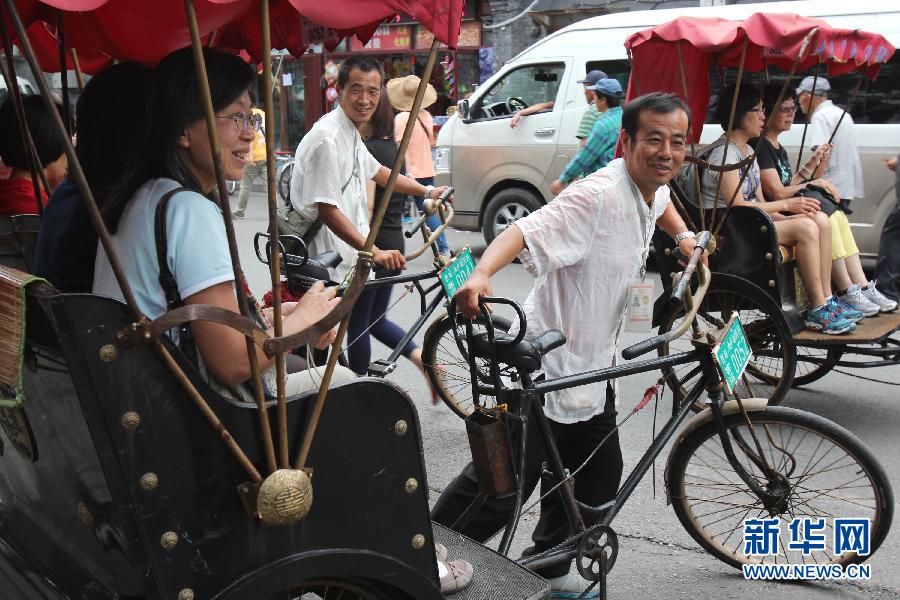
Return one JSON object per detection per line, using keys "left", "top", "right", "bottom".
{"left": 625, "top": 174, "right": 655, "bottom": 281}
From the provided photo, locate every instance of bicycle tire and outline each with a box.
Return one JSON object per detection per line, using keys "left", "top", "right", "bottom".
{"left": 657, "top": 274, "right": 796, "bottom": 410}
{"left": 267, "top": 577, "right": 401, "bottom": 600}
{"left": 422, "top": 314, "right": 511, "bottom": 419}
{"left": 667, "top": 405, "right": 893, "bottom": 570}
{"left": 792, "top": 345, "right": 841, "bottom": 387}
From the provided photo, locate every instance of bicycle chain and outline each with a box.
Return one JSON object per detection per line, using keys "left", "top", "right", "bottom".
{"left": 832, "top": 368, "right": 900, "bottom": 387}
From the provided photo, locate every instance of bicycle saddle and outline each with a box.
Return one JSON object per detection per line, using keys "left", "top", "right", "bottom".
{"left": 284, "top": 250, "right": 342, "bottom": 288}
{"left": 470, "top": 329, "right": 566, "bottom": 373}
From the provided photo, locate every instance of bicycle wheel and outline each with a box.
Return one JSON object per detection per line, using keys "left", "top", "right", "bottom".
{"left": 667, "top": 406, "right": 893, "bottom": 569}
{"left": 278, "top": 162, "right": 293, "bottom": 202}
{"left": 422, "top": 314, "right": 511, "bottom": 419}
{"left": 267, "top": 578, "right": 396, "bottom": 599}
{"left": 657, "top": 275, "right": 796, "bottom": 409}
{"left": 793, "top": 345, "right": 841, "bottom": 387}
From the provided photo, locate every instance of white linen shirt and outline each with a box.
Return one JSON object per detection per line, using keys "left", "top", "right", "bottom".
{"left": 808, "top": 99, "right": 864, "bottom": 200}
{"left": 290, "top": 105, "right": 381, "bottom": 282}
{"left": 513, "top": 158, "right": 670, "bottom": 424}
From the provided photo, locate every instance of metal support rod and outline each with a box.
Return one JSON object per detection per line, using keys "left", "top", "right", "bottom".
{"left": 714, "top": 32, "right": 815, "bottom": 237}
{"left": 710, "top": 37, "right": 748, "bottom": 232}
{"left": 3, "top": 0, "right": 263, "bottom": 484}
{"left": 795, "top": 65, "right": 820, "bottom": 174}
{"left": 676, "top": 40, "right": 703, "bottom": 233}
{"left": 0, "top": 18, "right": 49, "bottom": 212}
{"left": 55, "top": 10, "right": 72, "bottom": 135}
{"left": 183, "top": 0, "right": 277, "bottom": 474}
{"left": 259, "top": 0, "right": 289, "bottom": 469}
{"left": 626, "top": 47, "right": 641, "bottom": 96}
{"left": 294, "top": 39, "right": 442, "bottom": 471}
{"left": 68, "top": 48, "right": 84, "bottom": 91}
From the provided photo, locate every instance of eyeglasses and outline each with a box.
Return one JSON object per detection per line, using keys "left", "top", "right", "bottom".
{"left": 216, "top": 111, "right": 263, "bottom": 132}
{"left": 747, "top": 106, "right": 766, "bottom": 114}
{"left": 779, "top": 105, "right": 798, "bottom": 114}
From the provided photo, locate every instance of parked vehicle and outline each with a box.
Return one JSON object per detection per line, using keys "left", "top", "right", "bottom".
{"left": 435, "top": 0, "right": 900, "bottom": 249}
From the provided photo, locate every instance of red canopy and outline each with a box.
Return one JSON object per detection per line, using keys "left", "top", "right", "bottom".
{"left": 624, "top": 13, "right": 896, "bottom": 142}
{"left": 4, "top": 0, "right": 464, "bottom": 68}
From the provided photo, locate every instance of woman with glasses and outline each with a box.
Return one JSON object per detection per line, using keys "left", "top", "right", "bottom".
{"left": 94, "top": 47, "right": 354, "bottom": 400}
{"left": 700, "top": 83, "right": 855, "bottom": 334}
{"left": 757, "top": 83, "right": 896, "bottom": 314}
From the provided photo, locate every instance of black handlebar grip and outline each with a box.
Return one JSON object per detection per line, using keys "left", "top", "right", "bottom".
{"left": 670, "top": 274, "right": 691, "bottom": 306}
{"left": 621, "top": 335, "right": 666, "bottom": 360}
{"left": 438, "top": 186, "right": 454, "bottom": 201}
{"left": 404, "top": 213, "right": 429, "bottom": 238}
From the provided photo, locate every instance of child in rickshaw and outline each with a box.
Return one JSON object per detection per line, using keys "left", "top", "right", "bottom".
{"left": 756, "top": 83, "right": 897, "bottom": 314}
{"left": 92, "top": 47, "right": 355, "bottom": 399}
{"left": 700, "top": 84, "right": 856, "bottom": 335}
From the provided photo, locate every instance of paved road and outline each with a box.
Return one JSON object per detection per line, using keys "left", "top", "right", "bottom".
{"left": 233, "top": 192, "right": 900, "bottom": 599}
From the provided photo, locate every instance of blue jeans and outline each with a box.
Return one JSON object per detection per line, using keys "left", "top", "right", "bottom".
{"left": 347, "top": 281, "right": 418, "bottom": 375}
{"left": 415, "top": 176, "right": 450, "bottom": 255}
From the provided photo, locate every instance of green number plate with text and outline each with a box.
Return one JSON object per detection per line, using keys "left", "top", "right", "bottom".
{"left": 713, "top": 317, "right": 753, "bottom": 394}
{"left": 439, "top": 247, "right": 476, "bottom": 298}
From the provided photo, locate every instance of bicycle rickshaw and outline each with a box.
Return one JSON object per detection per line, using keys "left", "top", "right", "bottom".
{"left": 0, "top": 0, "right": 553, "bottom": 598}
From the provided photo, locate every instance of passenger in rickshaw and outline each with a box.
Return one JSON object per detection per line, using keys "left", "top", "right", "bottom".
{"left": 92, "top": 47, "right": 355, "bottom": 398}
{"left": 0, "top": 95, "right": 67, "bottom": 216}
{"left": 33, "top": 62, "right": 151, "bottom": 292}
{"left": 700, "top": 83, "right": 856, "bottom": 335}
{"left": 756, "top": 83, "right": 897, "bottom": 314}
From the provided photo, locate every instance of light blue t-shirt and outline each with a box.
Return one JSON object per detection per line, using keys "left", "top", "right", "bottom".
{"left": 93, "top": 178, "right": 234, "bottom": 318}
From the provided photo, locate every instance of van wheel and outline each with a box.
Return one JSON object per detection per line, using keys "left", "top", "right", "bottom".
{"left": 482, "top": 188, "right": 542, "bottom": 244}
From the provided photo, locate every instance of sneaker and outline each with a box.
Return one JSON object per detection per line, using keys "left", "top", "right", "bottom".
{"left": 804, "top": 304, "right": 855, "bottom": 335}
{"left": 232, "top": 210, "right": 244, "bottom": 218}
{"left": 434, "top": 543, "right": 449, "bottom": 562}
{"left": 862, "top": 281, "right": 898, "bottom": 312}
{"left": 439, "top": 559, "right": 473, "bottom": 594}
{"left": 837, "top": 284, "right": 880, "bottom": 317}
{"left": 826, "top": 296, "right": 864, "bottom": 322}
{"left": 547, "top": 572, "right": 599, "bottom": 599}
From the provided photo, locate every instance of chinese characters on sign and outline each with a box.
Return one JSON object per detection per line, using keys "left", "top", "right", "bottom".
{"left": 439, "top": 247, "right": 476, "bottom": 299}
{"left": 351, "top": 25, "right": 412, "bottom": 52}
{"left": 743, "top": 517, "right": 871, "bottom": 557}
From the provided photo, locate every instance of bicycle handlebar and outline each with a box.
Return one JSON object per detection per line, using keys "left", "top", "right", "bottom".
{"left": 404, "top": 188, "right": 455, "bottom": 260}
{"left": 477, "top": 296, "right": 527, "bottom": 347}
{"left": 670, "top": 230, "right": 712, "bottom": 306}
{"left": 621, "top": 261, "right": 711, "bottom": 360}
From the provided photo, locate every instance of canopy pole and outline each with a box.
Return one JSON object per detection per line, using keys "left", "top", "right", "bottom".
{"left": 55, "top": 10, "right": 72, "bottom": 135}
{"left": 714, "top": 31, "right": 816, "bottom": 237}
{"left": 710, "top": 37, "right": 748, "bottom": 233}
{"left": 68, "top": 48, "right": 84, "bottom": 91}
{"left": 183, "top": 0, "right": 277, "bottom": 474}
{"left": 2, "top": 0, "right": 264, "bottom": 484}
{"left": 626, "top": 47, "right": 641, "bottom": 96}
{"left": 794, "top": 64, "right": 820, "bottom": 174}
{"left": 802, "top": 75, "right": 863, "bottom": 183}
{"left": 675, "top": 41, "right": 701, "bottom": 234}
{"left": 258, "top": 0, "right": 289, "bottom": 469}
{"left": 294, "top": 38, "right": 442, "bottom": 471}
{"left": 0, "top": 10, "right": 48, "bottom": 213}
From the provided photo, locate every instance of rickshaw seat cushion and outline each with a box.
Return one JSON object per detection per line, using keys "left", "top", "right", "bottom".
{"left": 470, "top": 329, "right": 566, "bottom": 373}
{"left": 0, "top": 266, "right": 46, "bottom": 404}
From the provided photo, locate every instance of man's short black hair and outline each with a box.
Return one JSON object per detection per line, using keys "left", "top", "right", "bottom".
{"left": 338, "top": 55, "right": 385, "bottom": 88}
{"left": 621, "top": 92, "right": 690, "bottom": 141}
{"left": 714, "top": 83, "right": 763, "bottom": 132}
{"left": 598, "top": 93, "right": 621, "bottom": 108}
{"left": 0, "top": 94, "right": 66, "bottom": 169}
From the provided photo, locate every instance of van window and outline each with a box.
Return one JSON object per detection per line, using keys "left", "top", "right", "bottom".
{"left": 585, "top": 59, "right": 630, "bottom": 92}
{"left": 472, "top": 62, "right": 565, "bottom": 120}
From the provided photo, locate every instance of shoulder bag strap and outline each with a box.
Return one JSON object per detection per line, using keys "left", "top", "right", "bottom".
{"left": 155, "top": 186, "right": 190, "bottom": 310}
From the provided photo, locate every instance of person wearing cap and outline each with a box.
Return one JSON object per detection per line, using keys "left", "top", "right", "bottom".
{"left": 796, "top": 75, "right": 892, "bottom": 311}
{"left": 550, "top": 78, "right": 624, "bottom": 196}
{"left": 574, "top": 69, "right": 608, "bottom": 145}
{"left": 388, "top": 74, "right": 451, "bottom": 258}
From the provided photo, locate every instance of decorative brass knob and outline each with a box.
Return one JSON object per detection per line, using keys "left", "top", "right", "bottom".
{"left": 160, "top": 531, "right": 178, "bottom": 551}
{"left": 177, "top": 589, "right": 194, "bottom": 600}
{"left": 405, "top": 478, "right": 419, "bottom": 494}
{"left": 99, "top": 344, "right": 118, "bottom": 363}
{"left": 121, "top": 411, "right": 140, "bottom": 431}
{"left": 140, "top": 473, "right": 159, "bottom": 492}
{"left": 394, "top": 420, "right": 408, "bottom": 436}
{"left": 411, "top": 534, "right": 426, "bottom": 550}
{"left": 257, "top": 469, "right": 313, "bottom": 527}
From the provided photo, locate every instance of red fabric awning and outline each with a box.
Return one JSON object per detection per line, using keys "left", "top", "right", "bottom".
{"left": 4, "top": 0, "right": 465, "bottom": 68}
{"left": 624, "top": 13, "right": 896, "bottom": 142}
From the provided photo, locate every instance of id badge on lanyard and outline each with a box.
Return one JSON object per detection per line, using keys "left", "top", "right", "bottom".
{"left": 625, "top": 177, "right": 656, "bottom": 333}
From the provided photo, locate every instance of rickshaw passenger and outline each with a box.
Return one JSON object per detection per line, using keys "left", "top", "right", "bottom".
{"left": 756, "top": 83, "right": 896, "bottom": 314}
{"left": 34, "top": 62, "right": 151, "bottom": 292}
{"left": 92, "top": 47, "right": 354, "bottom": 397}
{"left": 0, "top": 95, "right": 67, "bottom": 216}
{"left": 700, "top": 84, "right": 855, "bottom": 335}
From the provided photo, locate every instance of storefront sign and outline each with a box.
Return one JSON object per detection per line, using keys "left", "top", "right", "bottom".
{"left": 351, "top": 24, "right": 412, "bottom": 52}
{"left": 416, "top": 20, "right": 482, "bottom": 49}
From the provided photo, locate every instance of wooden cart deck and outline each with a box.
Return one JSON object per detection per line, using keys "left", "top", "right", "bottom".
{"left": 794, "top": 311, "right": 900, "bottom": 347}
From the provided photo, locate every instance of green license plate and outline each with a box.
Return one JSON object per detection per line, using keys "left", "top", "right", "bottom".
{"left": 439, "top": 247, "right": 476, "bottom": 298}
{"left": 713, "top": 316, "right": 753, "bottom": 394}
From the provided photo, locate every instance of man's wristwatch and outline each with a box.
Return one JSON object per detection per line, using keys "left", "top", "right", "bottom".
{"left": 674, "top": 231, "right": 696, "bottom": 244}
{"left": 423, "top": 184, "right": 435, "bottom": 199}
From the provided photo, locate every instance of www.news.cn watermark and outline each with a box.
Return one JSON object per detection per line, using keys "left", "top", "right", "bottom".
{"left": 741, "top": 517, "right": 873, "bottom": 581}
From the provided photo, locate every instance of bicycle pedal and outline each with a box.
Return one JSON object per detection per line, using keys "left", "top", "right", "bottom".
{"left": 367, "top": 360, "right": 397, "bottom": 377}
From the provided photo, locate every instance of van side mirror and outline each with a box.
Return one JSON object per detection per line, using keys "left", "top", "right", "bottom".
{"left": 457, "top": 99, "right": 470, "bottom": 120}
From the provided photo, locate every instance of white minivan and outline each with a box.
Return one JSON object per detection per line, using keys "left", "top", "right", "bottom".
{"left": 435, "top": 0, "right": 900, "bottom": 260}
